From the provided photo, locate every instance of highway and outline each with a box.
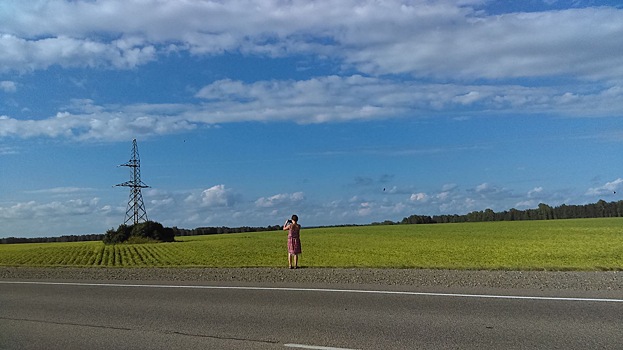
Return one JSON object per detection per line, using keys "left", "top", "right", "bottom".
{"left": 1, "top": 280, "right": 622, "bottom": 349}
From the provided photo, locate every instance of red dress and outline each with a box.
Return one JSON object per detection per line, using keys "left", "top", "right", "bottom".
{"left": 287, "top": 224, "right": 302, "bottom": 255}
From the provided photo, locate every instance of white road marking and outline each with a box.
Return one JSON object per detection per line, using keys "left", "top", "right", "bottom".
{"left": 1, "top": 280, "right": 622, "bottom": 303}
{"left": 284, "top": 343, "right": 359, "bottom": 350}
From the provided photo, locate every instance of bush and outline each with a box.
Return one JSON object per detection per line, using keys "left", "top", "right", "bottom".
{"left": 103, "top": 221, "right": 175, "bottom": 244}
{"left": 103, "top": 224, "right": 131, "bottom": 244}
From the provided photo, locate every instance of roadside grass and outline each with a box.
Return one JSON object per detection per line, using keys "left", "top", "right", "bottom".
{"left": 1, "top": 218, "right": 622, "bottom": 270}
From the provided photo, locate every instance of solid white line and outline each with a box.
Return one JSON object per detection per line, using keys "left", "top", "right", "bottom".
{"left": 284, "top": 344, "right": 358, "bottom": 350}
{"left": 1, "top": 280, "right": 622, "bottom": 303}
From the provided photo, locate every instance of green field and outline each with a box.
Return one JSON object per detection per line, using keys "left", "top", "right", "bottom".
{"left": 1, "top": 218, "right": 622, "bottom": 270}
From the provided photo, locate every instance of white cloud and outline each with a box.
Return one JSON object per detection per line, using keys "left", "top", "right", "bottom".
{"left": 471, "top": 182, "right": 514, "bottom": 200}
{"left": 527, "top": 187, "right": 544, "bottom": 197}
{"left": 339, "top": 6, "right": 623, "bottom": 81}
{"left": 357, "top": 202, "right": 372, "bottom": 216}
{"left": 436, "top": 191, "right": 451, "bottom": 201}
{"left": 0, "top": 105, "right": 197, "bottom": 141}
{"left": 453, "top": 91, "right": 483, "bottom": 105}
{"left": 200, "top": 185, "right": 238, "bottom": 207}
{"left": 516, "top": 200, "right": 536, "bottom": 208}
{"left": 0, "top": 74, "right": 622, "bottom": 141}
{"left": 194, "top": 76, "right": 623, "bottom": 123}
{"left": 0, "top": 34, "right": 156, "bottom": 72}
{"left": 0, "top": 146, "right": 18, "bottom": 155}
{"left": 0, "top": 1, "right": 621, "bottom": 82}
{"left": 0, "top": 175, "right": 600, "bottom": 236}
{"left": 255, "top": 192, "right": 305, "bottom": 208}
{"left": 0, "top": 197, "right": 101, "bottom": 220}
{"left": 475, "top": 183, "right": 492, "bottom": 193}
{"left": 25, "top": 187, "right": 93, "bottom": 195}
{"left": 0, "top": 80, "right": 16, "bottom": 92}
{"left": 410, "top": 192, "right": 428, "bottom": 202}
{"left": 586, "top": 178, "right": 623, "bottom": 196}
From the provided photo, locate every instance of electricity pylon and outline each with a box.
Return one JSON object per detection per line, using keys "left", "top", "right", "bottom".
{"left": 116, "top": 139, "right": 149, "bottom": 225}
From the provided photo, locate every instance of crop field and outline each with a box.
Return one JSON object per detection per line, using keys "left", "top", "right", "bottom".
{"left": 1, "top": 218, "right": 622, "bottom": 270}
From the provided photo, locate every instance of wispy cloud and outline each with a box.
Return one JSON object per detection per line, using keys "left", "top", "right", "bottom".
{"left": 0, "top": 198, "right": 101, "bottom": 220}
{"left": 0, "top": 81, "right": 16, "bottom": 93}
{"left": 25, "top": 187, "right": 94, "bottom": 194}
{"left": 0, "top": 146, "right": 18, "bottom": 155}
{"left": 255, "top": 192, "right": 305, "bottom": 208}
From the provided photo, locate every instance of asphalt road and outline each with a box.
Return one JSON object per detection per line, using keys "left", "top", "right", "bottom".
{"left": 1, "top": 280, "right": 622, "bottom": 350}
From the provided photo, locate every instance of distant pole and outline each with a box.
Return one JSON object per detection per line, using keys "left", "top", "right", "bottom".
{"left": 116, "top": 139, "right": 149, "bottom": 225}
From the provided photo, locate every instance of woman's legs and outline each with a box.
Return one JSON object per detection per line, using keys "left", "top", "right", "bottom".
{"left": 287, "top": 253, "right": 300, "bottom": 269}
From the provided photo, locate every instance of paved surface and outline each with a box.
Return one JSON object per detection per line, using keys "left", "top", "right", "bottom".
{"left": 1, "top": 275, "right": 622, "bottom": 349}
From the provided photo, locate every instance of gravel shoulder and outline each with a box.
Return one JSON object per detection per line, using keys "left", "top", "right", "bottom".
{"left": 2, "top": 267, "right": 622, "bottom": 295}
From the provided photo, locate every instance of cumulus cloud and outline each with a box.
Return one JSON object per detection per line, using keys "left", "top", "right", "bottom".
{"left": 401, "top": 181, "right": 554, "bottom": 216}
{"left": 199, "top": 185, "right": 238, "bottom": 207}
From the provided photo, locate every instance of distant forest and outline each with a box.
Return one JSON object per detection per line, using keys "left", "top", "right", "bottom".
{"left": 0, "top": 225, "right": 282, "bottom": 245}
{"left": 2, "top": 199, "right": 622, "bottom": 244}
{"left": 391, "top": 199, "right": 623, "bottom": 225}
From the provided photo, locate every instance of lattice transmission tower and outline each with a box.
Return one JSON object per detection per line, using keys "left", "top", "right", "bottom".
{"left": 116, "top": 139, "right": 150, "bottom": 225}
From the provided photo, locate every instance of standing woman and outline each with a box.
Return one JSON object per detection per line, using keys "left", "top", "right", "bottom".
{"left": 283, "top": 214, "right": 302, "bottom": 269}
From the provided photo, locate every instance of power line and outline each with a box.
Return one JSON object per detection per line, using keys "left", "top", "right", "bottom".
{"left": 116, "top": 139, "right": 149, "bottom": 226}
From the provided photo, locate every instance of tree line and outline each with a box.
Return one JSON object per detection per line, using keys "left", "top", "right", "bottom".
{"left": 3, "top": 199, "right": 622, "bottom": 244}
{"left": 0, "top": 234, "right": 104, "bottom": 245}
{"left": 393, "top": 199, "right": 623, "bottom": 225}
{"left": 0, "top": 225, "right": 282, "bottom": 244}
{"left": 172, "top": 225, "right": 282, "bottom": 236}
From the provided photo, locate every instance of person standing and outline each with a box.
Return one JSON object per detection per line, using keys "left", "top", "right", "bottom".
{"left": 283, "top": 214, "right": 302, "bottom": 269}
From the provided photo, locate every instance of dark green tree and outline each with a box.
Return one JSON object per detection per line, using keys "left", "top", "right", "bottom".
{"left": 103, "top": 221, "right": 174, "bottom": 244}
{"left": 103, "top": 224, "right": 131, "bottom": 244}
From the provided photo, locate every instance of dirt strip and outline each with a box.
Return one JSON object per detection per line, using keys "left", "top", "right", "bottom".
{"left": 2, "top": 267, "right": 622, "bottom": 292}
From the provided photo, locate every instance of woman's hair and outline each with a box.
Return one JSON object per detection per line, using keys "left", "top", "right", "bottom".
{"left": 291, "top": 214, "right": 298, "bottom": 222}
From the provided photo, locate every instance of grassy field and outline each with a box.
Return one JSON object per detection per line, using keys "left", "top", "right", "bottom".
{"left": 1, "top": 218, "right": 622, "bottom": 270}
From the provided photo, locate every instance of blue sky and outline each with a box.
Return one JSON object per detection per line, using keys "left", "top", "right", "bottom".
{"left": 1, "top": 0, "right": 623, "bottom": 238}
